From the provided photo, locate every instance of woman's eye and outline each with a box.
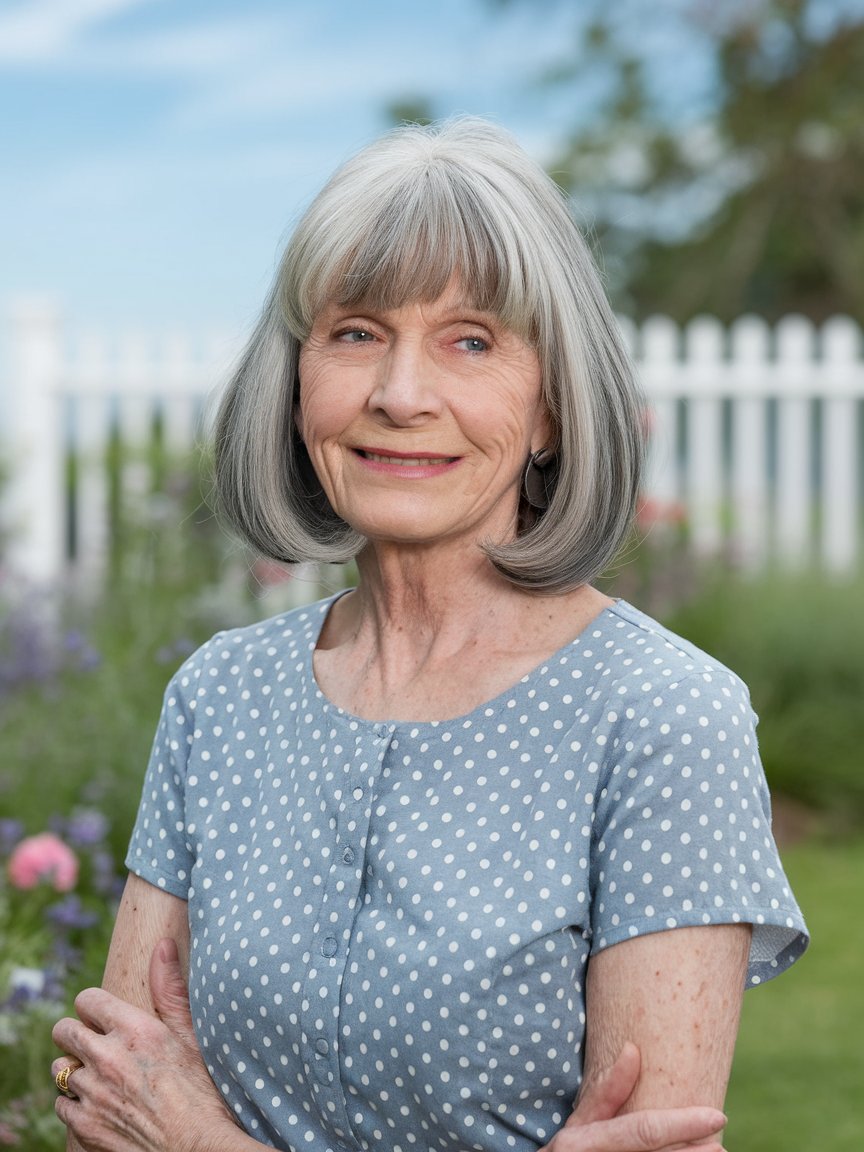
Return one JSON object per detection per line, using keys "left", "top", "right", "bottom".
{"left": 456, "top": 336, "right": 488, "bottom": 353}
{"left": 337, "top": 328, "right": 375, "bottom": 343}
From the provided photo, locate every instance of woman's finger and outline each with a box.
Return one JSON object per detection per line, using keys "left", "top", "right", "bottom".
{"left": 562, "top": 1107, "right": 727, "bottom": 1152}
{"left": 73, "top": 985, "right": 142, "bottom": 1033}
{"left": 50, "top": 1055, "right": 83, "bottom": 1080}
{"left": 51, "top": 1057, "right": 86, "bottom": 1102}
{"left": 565, "top": 1042, "right": 641, "bottom": 1127}
{"left": 149, "top": 937, "right": 195, "bottom": 1035}
{"left": 51, "top": 1016, "right": 102, "bottom": 1064}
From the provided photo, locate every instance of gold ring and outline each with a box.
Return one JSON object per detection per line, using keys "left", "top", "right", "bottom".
{"left": 55, "top": 1060, "right": 84, "bottom": 1098}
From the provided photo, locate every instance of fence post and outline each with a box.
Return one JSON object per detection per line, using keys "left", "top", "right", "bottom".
{"left": 3, "top": 301, "right": 65, "bottom": 586}
{"left": 684, "top": 317, "right": 725, "bottom": 556}
{"left": 776, "top": 316, "right": 815, "bottom": 568}
{"left": 640, "top": 316, "right": 681, "bottom": 508}
{"left": 729, "top": 316, "right": 770, "bottom": 571}
{"left": 821, "top": 317, "right": 860, "bottom": 573}
{"left": 73, "top": 330, "right": 111, "bottom": 576}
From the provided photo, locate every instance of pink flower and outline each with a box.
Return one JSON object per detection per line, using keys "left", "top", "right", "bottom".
{"left": 252, "top": 557, "right": 294, "bottom": 587}
{"left": 7, "top": 833, "right": 78, "bottom": 892}
{"left": 0, "top": 1119, "right": 21, "bottom": 1146}
{"left": 636, "top": 496, "right": 687, "bottom": 532}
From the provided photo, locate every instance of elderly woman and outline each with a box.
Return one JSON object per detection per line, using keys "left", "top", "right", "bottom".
{"left": 53, "top": 119, "right": 807, "bottom": 1152}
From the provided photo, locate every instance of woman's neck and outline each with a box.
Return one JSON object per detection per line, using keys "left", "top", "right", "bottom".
{"left": 313, "top": 539, "right": 611, "bottom": 722}
{"left": 343, "top": 538, "right": 528, "bottom": 648}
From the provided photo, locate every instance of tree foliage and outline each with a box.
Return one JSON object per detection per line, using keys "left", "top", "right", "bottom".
{"left": 536, "top": 0, "right": 864, "bottom": 321}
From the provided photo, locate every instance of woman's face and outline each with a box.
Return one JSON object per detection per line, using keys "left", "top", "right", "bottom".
{"left": 296, "top": 282, "right": 550, "bottom": 550}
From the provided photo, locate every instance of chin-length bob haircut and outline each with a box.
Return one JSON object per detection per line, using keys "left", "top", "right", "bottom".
{"left": 214, "top": 117, "right": 644, "bottom": 593}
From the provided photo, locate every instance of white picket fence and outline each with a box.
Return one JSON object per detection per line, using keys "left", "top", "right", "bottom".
{"left": 1, "top": 303, "right": 862, "bottom": 586}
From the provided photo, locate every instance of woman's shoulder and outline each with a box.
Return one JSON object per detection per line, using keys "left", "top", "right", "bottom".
{"left": 164, "top": 594, "right": 338, "bottom": 693}
{"left": 600, "top": 599, "right": 752, "bottom": 706}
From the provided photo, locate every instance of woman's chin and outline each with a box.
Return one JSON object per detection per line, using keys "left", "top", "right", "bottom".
{"left": 357, "top": 523, "right": 465, "bottom": 549}
{"left": 346, "top": 505, "right": 516, "bottom": 553}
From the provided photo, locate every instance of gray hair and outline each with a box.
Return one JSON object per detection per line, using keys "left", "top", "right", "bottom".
{"left": 214, "top": 117, "right": 644, "bottom": 592}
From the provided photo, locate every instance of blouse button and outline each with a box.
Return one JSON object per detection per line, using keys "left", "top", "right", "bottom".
{"left": 315, "top": 1037, "right": 330, "bottom": 1056}
{"left": 341, "top": 846, "right": 355, "bottom": 865}
{"left": 321, "top": 935, "right": 338, "bottom": 958}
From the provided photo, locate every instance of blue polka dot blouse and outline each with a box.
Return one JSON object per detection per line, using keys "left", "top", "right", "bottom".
{"left": 127, "top": 595, "right": 807, "bottom": 1152}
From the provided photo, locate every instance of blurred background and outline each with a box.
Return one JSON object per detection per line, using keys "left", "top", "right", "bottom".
{"left": 1, "top": 1, "right": 862, "bottom": 1148}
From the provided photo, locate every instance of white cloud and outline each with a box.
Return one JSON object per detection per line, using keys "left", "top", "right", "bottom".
{"left": 110, "top": 16, "right": 288, "bottom": 75}
{"left": 0, "top": 0, "right": 154, "bottom": 62}
{"left": 163, "top": 5, "right": 560, "bottom": 134}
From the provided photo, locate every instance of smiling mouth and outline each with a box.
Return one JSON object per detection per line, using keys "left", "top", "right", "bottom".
{"left": 356, "top": 450, "right": 458, "bottom": 466}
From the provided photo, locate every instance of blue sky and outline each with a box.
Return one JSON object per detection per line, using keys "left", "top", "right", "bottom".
{"left": 2, "top": 0, "right": 861, "bottom": 340}
{"left": 0, "top": 0, "right": 601, "bottom": 338}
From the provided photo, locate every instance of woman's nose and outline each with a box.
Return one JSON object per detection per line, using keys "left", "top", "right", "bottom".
{"left": 368, "top": 342, "right": 443, "bottom": 424}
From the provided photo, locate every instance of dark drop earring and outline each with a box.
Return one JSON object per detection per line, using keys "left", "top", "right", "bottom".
{"left": 522, "top": 448, "right": 556, "bottom": 511}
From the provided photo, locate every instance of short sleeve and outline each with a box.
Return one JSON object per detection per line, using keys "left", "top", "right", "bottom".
{"left": 589, "top": 667, "right": 808, "bottom": 985}
{"left": 125, "top": 671, "right": 196, "bottom": 899}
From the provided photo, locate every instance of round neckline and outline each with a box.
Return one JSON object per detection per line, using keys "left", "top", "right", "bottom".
{"left": 302, "top": 591, "right": 627, "bottom": 731}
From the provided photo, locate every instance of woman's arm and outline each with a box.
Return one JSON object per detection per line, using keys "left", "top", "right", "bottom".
{"left": 53, "top": 874, "right": 260, "bottom": 1152}
{"left": 58, "top": 874, "right": 188, "bottom": 1152}
{"left": 538, "top": 924, "right": 748, "bottom": 1151}
{"left": 582, "top": 923, "right": 751, "bottom": 1112}
{"left": 101, "top": 873, "right": 190, "bottom": 1008}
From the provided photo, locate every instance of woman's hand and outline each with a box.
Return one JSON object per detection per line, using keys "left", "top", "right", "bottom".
{"left": 52, "top": 939, "right": 246, "bottom": 1152}
{"left": 538, "top": 1044, "right": 728, "bottom": 1152}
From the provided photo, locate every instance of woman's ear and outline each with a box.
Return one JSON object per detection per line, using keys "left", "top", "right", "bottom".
{"left": 293, "top": 404, "right": 304, "bottom": 440}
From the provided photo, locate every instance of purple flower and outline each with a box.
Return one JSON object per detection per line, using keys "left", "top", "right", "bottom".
{"left": 75, "top": 645, "right": 102, "bottom": 671}
{"left": 90, "top": 848, "right": 118, "bottom": 895}
{"left": 0, "top": 613, "right": 57, "bottom": 693}
{"left": 40, "top": 966, "right": 66, "bottom": 1001}
{"left": 62, "top": 630, "right": 101, "bottom": 670}
{"left": 66, "top": 808, "right": 108, "bottom": 847}
{"left": 46, "top": 894, "right": 99, "bottom": 930}
{"left": 0, "top": 818, "right": 23, "bottom": 855}
{"left": 51, "top": 937, "right": 82, "bottom": 971}
{"left": 4, "top": 967, "right": 47, "bottom": 1009}
{"left": 157, "top": 637, "right": 197, "bottom": 665}
{"left": 48, "top": 935, "right": 81, "bottom": 972}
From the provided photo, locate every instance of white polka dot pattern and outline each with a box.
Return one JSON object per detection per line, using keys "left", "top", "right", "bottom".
{"left": 127, "top": 597, "right": 807, "bottom": 1152}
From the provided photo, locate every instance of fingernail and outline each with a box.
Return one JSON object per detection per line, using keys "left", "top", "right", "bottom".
{"left": 157, "top": 938, "right": 179, "bottom": 963}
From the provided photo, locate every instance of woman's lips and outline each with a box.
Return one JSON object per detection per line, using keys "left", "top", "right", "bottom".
{"left": 358, "top": 450, "right": 457, "bottom": 466}
{"left": 353, "top": 448, "right": 460, "bottom": 475}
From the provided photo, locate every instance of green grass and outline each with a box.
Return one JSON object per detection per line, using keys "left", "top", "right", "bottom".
{"left": 725, "top": 837, "right": 864, "bottom": 1151}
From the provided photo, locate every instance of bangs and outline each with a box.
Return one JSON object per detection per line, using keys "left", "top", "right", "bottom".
{"left": 283, "top": 163, "right": 543, "bottom": 344}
